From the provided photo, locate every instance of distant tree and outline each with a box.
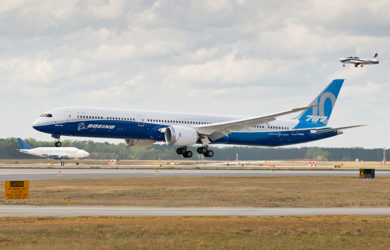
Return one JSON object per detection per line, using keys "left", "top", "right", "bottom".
{"left": 0, "top": 137, "right": 387, "bottom": 161}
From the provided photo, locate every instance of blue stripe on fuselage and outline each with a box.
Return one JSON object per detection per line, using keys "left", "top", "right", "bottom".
{"left": 33, "top": 120, "right": 338, "bottom": 147}
{"left": 33, "top": 120, "right": 167, "bottom": 141}
{"left": 214, "top": 129, "right": 337, "bottom": 146}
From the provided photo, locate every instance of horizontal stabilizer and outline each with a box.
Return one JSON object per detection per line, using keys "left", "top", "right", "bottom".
{"left": 310, "top": 125, "right": 365, "bottom": 134}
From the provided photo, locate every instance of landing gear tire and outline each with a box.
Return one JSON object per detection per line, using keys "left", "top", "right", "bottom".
{"left": 183, "top": 151, "right": 193, "bottom": 158}
{"left": 204, "top": 150, "right": 214, "bottom": 158}
{"left": 176, "top": 147, "right": 187, "bottom": 155}
{"left": 55, "top": 141, "right": 62, "bottom": 147}
{"left": 343, "top": 64, "right": 345, "bottom": 67}
{"left": 197, "top": 147, "right": 207, "bottom": 154}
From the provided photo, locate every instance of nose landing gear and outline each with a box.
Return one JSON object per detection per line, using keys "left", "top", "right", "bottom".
{"left": 52, "top": 134, "right": 61, "bottom": 147}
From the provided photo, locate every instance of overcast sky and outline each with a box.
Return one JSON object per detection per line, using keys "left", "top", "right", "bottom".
{"left": 1, "top": 0, "right": 389, "bottom": 148}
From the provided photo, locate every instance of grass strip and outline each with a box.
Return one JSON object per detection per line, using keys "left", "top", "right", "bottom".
{"left": 1, "top": 176, "right": 390, "bottom": 207}
{"left": 1, "top": 216, "right": 390, "bottom": 249}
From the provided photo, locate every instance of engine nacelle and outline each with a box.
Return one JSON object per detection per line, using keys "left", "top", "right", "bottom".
{"left": 164, "top": 126, "right": 198, "bottom": 146}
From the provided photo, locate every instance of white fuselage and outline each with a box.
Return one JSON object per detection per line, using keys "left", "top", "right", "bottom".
{"left": 33, "top": 106, "right": 300, "bottom": 133}
{"left": 339, "top": 56, "right": 379, "bottom": 66}
{"left": 20, "top": 147, "right": 89, "bottom": 159}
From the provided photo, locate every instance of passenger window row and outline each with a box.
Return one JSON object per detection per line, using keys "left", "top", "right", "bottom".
{"left": 79, "top": 115, "right": 104, "bottom": 119}
{"left": 253, "top": 125, "right": 289, "bottom": 130}
{"left": 77, "top": 115, "right": 211, "bottom": 125}
{"left": 270, "top": 126, "right": 289, "bottom": 130}
{"left": 147, "top": 119, "right": 210, "bottom": 125}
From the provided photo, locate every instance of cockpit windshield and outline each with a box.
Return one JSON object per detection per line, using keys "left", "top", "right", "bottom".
{"left": 40, "top": 114, "right": 53, "bottom": 118}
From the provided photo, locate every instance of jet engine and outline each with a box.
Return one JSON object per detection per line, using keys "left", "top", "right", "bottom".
{"left": 164, "top": 126, "right": 198, "bottom": 146}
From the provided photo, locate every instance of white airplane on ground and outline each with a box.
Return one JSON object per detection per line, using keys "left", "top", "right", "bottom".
{"left": 339, "top": 53, "right": 379, "bottom": 67}
{"left": 17, "top": 138, "right": 89, "bottom": 160}
{"left": 32, "top": 79, "right": 363, "bottom": 158}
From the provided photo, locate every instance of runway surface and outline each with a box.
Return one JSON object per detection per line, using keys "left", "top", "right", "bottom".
{"left": 1, "top": 206, "right": 390, "bottom": 217}
{"left": 0, "top": 169, "right": 390, "bottom": 181}
{"left": 1, "top": 168, "right": 389, "bottom": 180}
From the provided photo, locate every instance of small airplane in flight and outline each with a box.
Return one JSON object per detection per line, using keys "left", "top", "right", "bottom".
{"left": 32, "top": 79, "right": 363, "bottom": 158}
{"left": 339, "top": 53, "right": 379, "bottom": 67}
{"left": 17, "top": 138, "right": 89, "bottom": 160}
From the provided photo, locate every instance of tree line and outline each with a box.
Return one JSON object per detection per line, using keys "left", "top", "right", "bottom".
{"left": 0, "top": 137, "right": 388, "bottom": 161}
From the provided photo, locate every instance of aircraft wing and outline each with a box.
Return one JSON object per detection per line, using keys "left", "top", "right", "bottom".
{"left": 310, "top": 125, "right": 365, "bottom": 134}
{"left": 196, "top": 105, "right": 314, "bottom": 141}
{"left": 42, "top": 154, "right": 69, "bottom": 159}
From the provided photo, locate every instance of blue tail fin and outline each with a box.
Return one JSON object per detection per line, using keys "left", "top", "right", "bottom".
{"left": 17, "top": 138, "right": 32, "bottom": 150}
{"left": 295, "top": 79, "right": 344, "bottom": 128}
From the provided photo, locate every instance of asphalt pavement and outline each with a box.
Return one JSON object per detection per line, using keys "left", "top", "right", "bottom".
{"left": 1, "top": 206, "right": 390, "bottom": 217}
{"left": 0, "top": 168, "right": 389, "bottom": 181}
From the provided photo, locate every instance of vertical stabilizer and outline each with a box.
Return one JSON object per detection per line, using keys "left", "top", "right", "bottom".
{"left": 373, "top": 53, "right": 379, "bottom": 62}
{"left": 295, "top": 79, "right": 344, "bottom": 128}
{"left": 17, "top": 138, "right": 32, "bottom": 150}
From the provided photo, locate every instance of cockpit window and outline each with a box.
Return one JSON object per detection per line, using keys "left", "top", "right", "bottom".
{"left": 40, "top": 113, "right": 53, "bottom": 118}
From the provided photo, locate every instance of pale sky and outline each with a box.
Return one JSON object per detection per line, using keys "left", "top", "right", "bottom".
{"left": 1, "top": 0, "right": 389, "bottom": 148}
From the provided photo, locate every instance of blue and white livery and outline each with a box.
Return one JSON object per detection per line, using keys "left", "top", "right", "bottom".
{"left": 32, "top": 79, "right": 362, "bottom": 158}
{"left": 339, "top": 53, "right": 379, "bottom": 67}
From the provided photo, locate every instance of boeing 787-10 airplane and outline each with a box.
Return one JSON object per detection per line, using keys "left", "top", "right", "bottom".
{"left": 32, "top": 79, "right": 362, "bottom": 158}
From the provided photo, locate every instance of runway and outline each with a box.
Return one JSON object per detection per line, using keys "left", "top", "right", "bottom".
{"left": 1, "top": 168, "right": 389, "bottom": 180}
{"left": 1, "top": 206, "right": 390, "bottom": 217}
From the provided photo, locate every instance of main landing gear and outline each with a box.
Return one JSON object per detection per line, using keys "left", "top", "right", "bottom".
{"left": 176, "top": 147, "right": 193, "bottom": 158}
{"left": 176, "top": 146, "right": 214, "bottom": 158}
{"left": 197, "top": 146, "right": 214, "bottom": 158}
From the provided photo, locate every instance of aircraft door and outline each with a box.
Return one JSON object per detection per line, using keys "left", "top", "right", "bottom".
{"left": 136, "top": 114, "right": 145, "bottom": 127}
{"left": 64, "top": 111, "right": 72, "bottom": 121}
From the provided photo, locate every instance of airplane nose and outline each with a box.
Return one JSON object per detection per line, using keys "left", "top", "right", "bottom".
{"left": 32, "top": 118, "right": 41, "bottom": 129}
{"left": 83, "top": 151, "right": 90, "bottom": 158}
{"left": 32, "top": 118, "right": 47, "bottom": 132}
